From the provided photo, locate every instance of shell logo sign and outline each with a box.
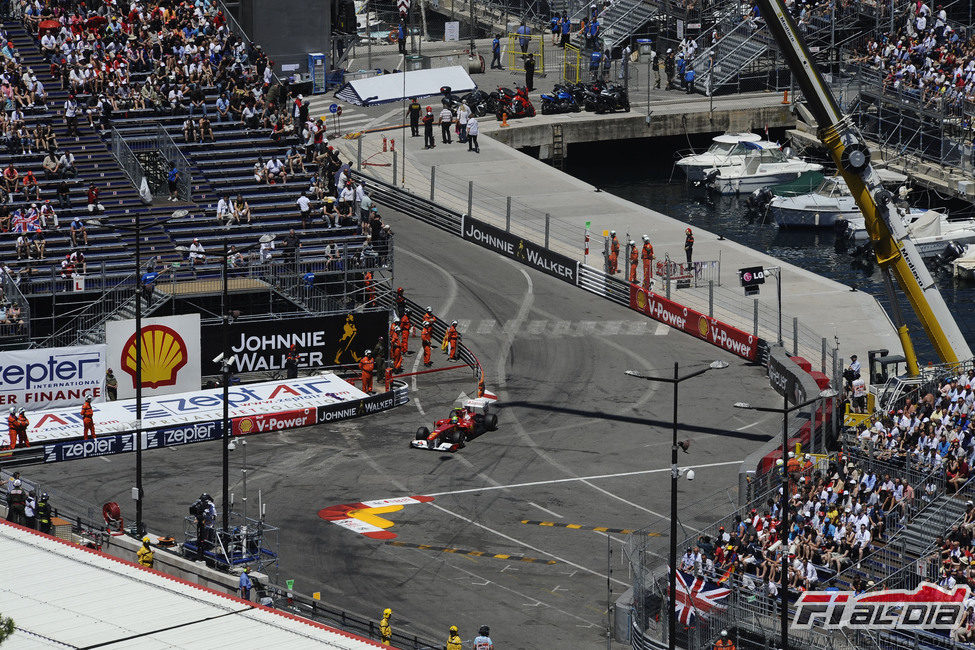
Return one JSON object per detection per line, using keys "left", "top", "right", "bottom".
{"left": 121, "top": 325, "right": 189, "bottom": 389}
{"left": 106, "top": 314, "right": 202, "bottom": 399}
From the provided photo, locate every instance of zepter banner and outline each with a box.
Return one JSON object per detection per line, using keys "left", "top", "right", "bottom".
{"left": 0, "top": 345, "right": 106, "bottom": 410}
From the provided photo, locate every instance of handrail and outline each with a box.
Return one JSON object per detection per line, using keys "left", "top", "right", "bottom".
{"left": 1, "top": 267, "right": 30, "bottom": 342}
{"left": 39, "top": 272, "right": 139, "bottom": 349}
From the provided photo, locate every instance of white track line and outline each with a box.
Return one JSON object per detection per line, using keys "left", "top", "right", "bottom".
{"left": 529, "top": 502, "right": 564, "bottom": 519}
{"left": 424, "top": 460, "right": 742, "bottom": 497}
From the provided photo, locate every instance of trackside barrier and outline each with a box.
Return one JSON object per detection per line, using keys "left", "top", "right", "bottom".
{"left": 357, "top": 171, "right": 767, "bottom": 363}
{"left": 0, "top": 383, "right": 410, "bottom": 469}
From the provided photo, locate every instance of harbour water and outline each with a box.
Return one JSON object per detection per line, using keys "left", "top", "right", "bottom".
{"left": 563, "top": 134, "right": 975, "bottom": 363}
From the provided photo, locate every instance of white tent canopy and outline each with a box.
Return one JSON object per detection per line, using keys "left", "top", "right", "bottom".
{"left": 336, "top": 66, "right": 476, "bottom": 106}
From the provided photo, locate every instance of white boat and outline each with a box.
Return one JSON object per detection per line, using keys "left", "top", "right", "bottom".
{"left": 675, "top": 132, "right": 763, "bottom": 182}
{"left": 951, "top": 244, "right": 975, "bottom": 281}
{"left": 707, "top": 142, "right": 824, "bottom": 195}
{"left": 846, "top": 210, "right": 975, "bottom": 259}
{"left": 769, "top": 170, "right": 910, "bottom": 228}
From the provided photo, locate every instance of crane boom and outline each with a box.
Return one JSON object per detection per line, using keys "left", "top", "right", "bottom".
{"left": 755, "top": 0, "right": 973, "bottom": 372}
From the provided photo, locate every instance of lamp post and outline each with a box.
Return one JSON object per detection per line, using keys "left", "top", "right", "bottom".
{"left": 176, "top": 234, "right": 273, "bottom": 534}
{"left": 92, "top": 209, "right": 187, "bottom": 537}
{"left": 625, "top": 359, "right": 729, "bottom": 650}
{"left": 734, "top": 387, "right": 837, "bottom": 650}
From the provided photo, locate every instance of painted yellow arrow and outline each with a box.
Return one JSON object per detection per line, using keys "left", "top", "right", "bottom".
{"left": 347, "top": 505, "right": 404, "bottom": 529}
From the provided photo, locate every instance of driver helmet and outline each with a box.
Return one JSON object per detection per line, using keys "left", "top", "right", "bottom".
{"left": 479, "top": 626, "right": 490, "bottom": 636}
{"left": 365, "top": 349, "right": 372, "bottom": 356}
{"left": 450, "top": 414, "right": 460, "bottom": 424}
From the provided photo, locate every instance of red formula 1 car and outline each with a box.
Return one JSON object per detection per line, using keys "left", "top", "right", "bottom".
{"left": 411, "top": 400, "right": 498, "bottom": 452}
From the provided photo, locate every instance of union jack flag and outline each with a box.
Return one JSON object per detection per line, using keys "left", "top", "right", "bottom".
{"left": 673, "top": 569, "right": 731, "bottom": 627}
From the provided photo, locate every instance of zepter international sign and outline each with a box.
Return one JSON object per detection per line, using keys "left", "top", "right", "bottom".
{"left": 106, "top": 314, "right": 201, "bottom": 399}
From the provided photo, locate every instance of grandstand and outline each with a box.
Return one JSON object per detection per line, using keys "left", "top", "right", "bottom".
{"left": 0, "top": 0, "right": 393, "bottom": 349}
{"left": 629, "top": 363, "right": 975, "bottom": 649}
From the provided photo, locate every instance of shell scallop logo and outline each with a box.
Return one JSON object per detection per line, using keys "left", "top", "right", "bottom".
{"left": 237, "top": 418, "right": 255, "bottom": 435}
{"left": 698, "top": 316, "right": 710, "bottom": 338}
{"left": 121, "top": 324, "right": 189, "bottom": 389}
{"left": 636, "top": 289, "right": 649, "bottom": 311}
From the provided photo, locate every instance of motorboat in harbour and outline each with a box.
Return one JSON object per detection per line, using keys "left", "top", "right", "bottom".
{"left": 951, "top": 244, "right": 975, "bottom": 281}
{"left": 845, "top": 210, "right": 975, "bottom": 259}
{"left": 675, "top": 132, "right": 763, "bottom": 182}
{"left": 768, "top": 170, "right": 911, "bottom": 228}
{"left": 706, "top": 142, "right": 824, "bottom": 195}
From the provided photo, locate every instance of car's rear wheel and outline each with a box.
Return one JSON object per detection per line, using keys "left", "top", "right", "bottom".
{"left": 485, "top": 413, "right": 499, "bottom": 431}
{"left": 415, "top": 426, "right": 430, "bottom": 441}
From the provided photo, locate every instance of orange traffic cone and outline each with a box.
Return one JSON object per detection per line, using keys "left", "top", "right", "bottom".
{"left": 781, "top": 90, "right": 789, "bottom": 104}
{"left": 500, "top": 112, "right": 509, "bottom": 127}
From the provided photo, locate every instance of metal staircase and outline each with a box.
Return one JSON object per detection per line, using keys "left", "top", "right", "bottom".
{"left": 74, "top": 290, "right": 173, "bottom": 346}
{"left": 571, "top": 0, "right": 660, "bottom": 50}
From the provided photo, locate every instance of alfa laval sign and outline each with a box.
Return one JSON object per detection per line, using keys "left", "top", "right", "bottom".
{"left": 793, "top": 583, "right": 969, "bottom": 631}
{"left": 462, "top": 216, "right": 579, "bottom": 284}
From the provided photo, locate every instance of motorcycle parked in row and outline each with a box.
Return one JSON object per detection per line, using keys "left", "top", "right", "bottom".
{"left": 540, "top": 84, "right": 581, "bottom": 115}
{"left": 581, "top": 80, "right": 629, "bottom": 114}
{"left": 495, "top": 86, "right": 535, "bottom": 120}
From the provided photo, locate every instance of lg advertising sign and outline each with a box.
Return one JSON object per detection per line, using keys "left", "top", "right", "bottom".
{"left": 106, "top": 314, "right": 202, "bottom": 400}
{"left": 200, "top": 313, "right": 386, "bottom": 375}
{"left": 0, "top": 345, "right": 106, "bottom": 409}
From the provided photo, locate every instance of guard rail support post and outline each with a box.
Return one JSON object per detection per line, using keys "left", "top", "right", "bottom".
{"left": 708, "top": 280, "right": 714, "bottom": 317}
{"left": 506, "top": 196, "right": 512, "bottom": 232}
{"left": 545, "top": 213, "right": 551, "bottom": 249}
{"left": 832, "top": 348, "right": 840, "bottom": 438}
{"left": 430, "top": 165, "right": 436, "bottom": 200}
{"left": 793, "top": 317, "right": 799, "bottom": 356}
{"left": 468, "top": 181, "right": 474, "bottom": 218}
{"left": 666, "top": 273, "right": 671, "bottom": 299}
{"left": 753, "top": 299, "right": 759, "bottom": 337}
{"left": 822, "top": 337, "right": 828, "bottom": 374}
{"left": 357, "top": 138, "right": 362, "bottom": 171}
{"left": 392, "top": 154, "right": 398, "bottom": 186}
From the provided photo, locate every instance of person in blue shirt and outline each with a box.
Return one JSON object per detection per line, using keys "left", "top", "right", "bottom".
{"left": 516, "top": 21, "right": 530, "bottom": 54}
{"left": 397, "top": 20, "right": 406, "bottom": 55}
{"left": 167, "top": 165, "right": 180, "bottom": 202}
{"left": 550, "top": 14, "right": 560, "bottom": 45}
{"left": 685, "top": 66, "right": 696, "bottom": 93}
{"left": 491, "top": 34, "right": 503, "bottom": 69}
{"left": 474, "top": 625, "right": 494, "bottom": 649}
{"left": 560, "top": 13, "right": 571, "bottom": 48}
{"left": 239, "top": 567, "right": 253, "bottom": 600}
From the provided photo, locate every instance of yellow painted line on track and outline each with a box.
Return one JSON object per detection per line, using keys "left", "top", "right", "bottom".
{"left": 520, "top": 520, "right": 662, "bottom": 536}
{"left": 385, "top": 541, "right": 558, "bottom": 564}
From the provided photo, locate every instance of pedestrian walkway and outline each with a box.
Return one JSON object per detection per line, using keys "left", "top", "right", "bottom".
{"left": 334, "top": 119, "right": 901, "bottom": 367}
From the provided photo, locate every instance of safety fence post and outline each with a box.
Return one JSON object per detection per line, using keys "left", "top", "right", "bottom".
{"left": 708, "top": 280, "right": 714, "bottom": 317}
{"left": 821, "top": 337, "right": 828, "bottom": 374}
{"left": 430, "top": 166, "right": 436, "bottom": 200}
{"left": 468, "top": 181, "right": 474, "bottom": 217}
{"left": 792, "top": 317, "right": 799, "bottom": 356}
{"left": 506, "top": 196, "right": 512, "bottom": 232}
{"left": 545, "top": 213, "right": 550, "bottom": 249}
{"left": 392, "top": 154, "right": 397, "bottom": 186}
{"left": 752, "top": 299, "right": 759, "bottom": 337}
{"left": 357, "top": 138, "right": 362, "bottom": 171}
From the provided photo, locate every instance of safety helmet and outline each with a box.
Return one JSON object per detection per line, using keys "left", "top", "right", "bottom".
{"left": 13, "top": 479, "right": 21, "bottom": 487}
{"left": 776, "top": 459, "right": 784, "bottom": 466}
{"left": 788, "top": 451, "right": 795, "bottom": 458}
{"left": 479, "top": 626, "right": 490, "bottom": 636}
{"left": 41, "top": 493, "right": 48, "bottom": 500}
{"left": 426, "top": 306, "right": 432, "bottom": 312}
{"left": 404, "top": 308, "right": 411, "bottom": 315}
{"left": 8, "top": 407, "right": 13, "bottom": 415}
{"left": 422, "top": 320, "right": 429, "bottom": 327}
{"left": 643, "top": 234, "right": 649, "bottom": 241}
{"left": 394, "top": 326, "right": 401, "bottom": 331}
{"left": 450, "top": 625, "right": 458, "bottom": 633}
{"left": 686, "top": 227, "right": 692, "bottom": 234}
{"left": 451, "top": 320, "right": 458, "bottom": 326}
{"left": 18, "top": 408, "right": 25, "bottom": 414}
{"left": 383, "top": 608, "right": 392, "bottom": 618}
{"left": 610, "top": 230, "right": 616, "bottom": 236}
{"left": 142, "top": 536, "right": 151, "bottom": 543}
{"left": 629, "top": 240, "right": 635, "bottom": 246}
{"left": 397, "top": 287, "right": 404, "bottom": 293}
{"left": 722, "top": 629, "right": 728, "bottom": 637}
{"left": 365, "top": 349, "right": 372, "bottom": 356}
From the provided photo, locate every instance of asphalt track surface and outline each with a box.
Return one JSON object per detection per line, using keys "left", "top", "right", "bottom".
{"left": 25, "top": 209, "right": 781, "bottom": 648}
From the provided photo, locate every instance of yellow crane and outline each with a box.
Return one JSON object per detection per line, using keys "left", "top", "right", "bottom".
{"left": 755, "top": 0, "right": 973, "bottom": 374}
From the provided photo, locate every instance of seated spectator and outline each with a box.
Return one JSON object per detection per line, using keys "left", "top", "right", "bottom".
{"left": 42, "top": 149, "right": 60, "bottom": 179}
{"left": 254, "top": 157, "right": 268, "bottom": 184}
{"left": 286, "top": 145, "right": 304, "bottom": 175}
{"left": 189, "top": 238, "right": 206, "bottom": 265}
{"left": 57, "top": 180, "right": 71, "bottom": 209}
{"left": 87, "top": 183, "right": 104, "bottom": 213}
{"left": 70, "top": 217, "right": 87, "bottom": 247}
{"left": 233, "top": 194, "right": 252, "bottom": 224}
{"left": 58, "top": 150, "right": 77, "bottom": 178}
{"left": 39, "top": 202, "right": 58, "bottom": 230}
{"left": 15, "top": 233, "right": 30, "bottom": 260}
{"left": 30, "top": 231, "right": 45, "bottom": 259}
{"left": 21, "top": 170, "right": 39, "bottom": 201}
{"left": 3, "top": 162, "right": 19, "bottom": 194}
{"left": 70, "top": 250, "right": 87, "bottom": 275}
{"left": 266, "top": 156, "right": 286, "bottom": 184}
{"left": 216, "top": 93, "right": 231, "bottom": 122}
{"left": 183, "top": 117, "right": 197, "bottom": 143}
{"left": 198, "top": 116, "right": 214, "bottom": 143}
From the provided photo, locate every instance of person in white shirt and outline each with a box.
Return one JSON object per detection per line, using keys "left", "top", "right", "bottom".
{"left": 266, "top": 157, "right": 286, "bottom": 184}
{"left": 467, "top": 116, "right": 480, "bottom": 153}
{"left": 456, "top": 102, "right": 470, "bottom": 143}
{"left": 188, "top": 238, "right": 206, "bottom": 265}
{"left": 296, "top": 191, "right": 311, "bottom": 229}
{"left": 438, "top": 106, "right": 453, "bottom": 144}
{"left": 259, "top": 238, "right": 274, "bottom": 263}
{"left": 216, "top": 194, "right": 232, "bottom": 224}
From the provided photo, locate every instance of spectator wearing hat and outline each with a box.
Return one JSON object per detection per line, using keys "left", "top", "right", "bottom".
{"left": 189, "top": 238, "right": 206, "bottom": 266}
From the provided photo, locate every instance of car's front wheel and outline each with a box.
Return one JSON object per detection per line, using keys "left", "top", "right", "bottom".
{"left": 415, "top": 426, "right": 430, "bottom": 441}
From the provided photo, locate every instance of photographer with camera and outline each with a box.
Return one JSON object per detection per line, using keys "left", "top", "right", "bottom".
{"left": 190, "top": 493, "right": 216, "bottom": 561}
